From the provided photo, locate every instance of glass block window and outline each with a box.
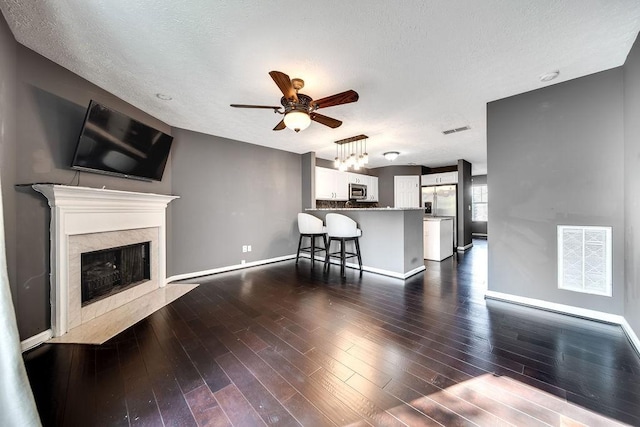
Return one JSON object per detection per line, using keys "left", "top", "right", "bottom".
{"left": 557, "top": 225, "right": 612, "bottom": 296}
{"left": 472, "top": 184, "right": 488, "bottom": 221}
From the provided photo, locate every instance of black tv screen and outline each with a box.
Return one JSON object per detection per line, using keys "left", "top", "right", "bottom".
{"left": 71, "top": 100, "right": 173, "bottom": 181}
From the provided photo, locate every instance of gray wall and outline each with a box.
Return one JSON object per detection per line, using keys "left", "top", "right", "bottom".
{"left": 315, "top": 158, "right": 334, "bottom": 169}
{"left": 457, "top": 159, "right": 473, "bottom": 248}
{"left": 471, "top": 174, "right": 488, "bottom": 235}
{"left": 2, "top": 39, "right": 172, "bottom": 339}
{"left": 0, "top": 14, "right": 17, "bottom": 312}
{"left": 0, "top": 27, "right": 303, "bottom": 339}
{"left": 301, "top": 152, "right": 315, "bottom": 209}
{"left": 624, "top": 36, "right": 640, "bottom": 337}
{"left": 487, "top": 68, "right": 625, "bottom": 314}
{"left": 370, "top": 165, "right": 422, "bottom": 207}
{"left": 168, "top": 129, "right": 301, "bottom": 276}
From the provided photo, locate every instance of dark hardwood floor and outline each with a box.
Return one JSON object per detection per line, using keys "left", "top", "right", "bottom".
{"left": 24, "top": 239, "right": 640, "bottom": 426}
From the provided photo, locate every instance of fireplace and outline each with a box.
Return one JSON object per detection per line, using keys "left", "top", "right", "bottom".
{"left": 81, "top": 241, "right": 151, "bottom": 306}
{"left": 32, "top": 184, "right": 178, "bottom": 338}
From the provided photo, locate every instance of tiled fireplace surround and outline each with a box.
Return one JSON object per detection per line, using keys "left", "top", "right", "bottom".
{"left": 68, "top": 227, "right": 159, "bottom": 330}
{"left": 32, "top": 184, "right": 179, "bottom": 339}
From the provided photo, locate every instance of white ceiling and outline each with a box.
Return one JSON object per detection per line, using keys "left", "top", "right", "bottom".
{"left": 2, "top": 1, "right": 640, "bottom": 174}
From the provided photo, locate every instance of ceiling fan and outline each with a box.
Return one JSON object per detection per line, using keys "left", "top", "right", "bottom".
{"left": 230, "top": 71, "right": 359, "bottom": 132}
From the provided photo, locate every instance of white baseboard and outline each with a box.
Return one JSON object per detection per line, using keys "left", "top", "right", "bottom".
{"left": 457, "top": 243, "right": 474, "bottom": 251}
{"left": 21, "top": 329, "right": 53, "bottom": 352}
{"left": 300, "top": 252, "right": 425, "bottom": 279}
{"left": 621, "top": 318, "right": 640, "bottom": 358}
{"left": 170, "top": 249, "right": 426, "bottom": 285}
{"left": 485, "top": 290, "right": 640, "bottom": 356}
{"left": 166, "top": 254, "right": 296, "bottom": 283}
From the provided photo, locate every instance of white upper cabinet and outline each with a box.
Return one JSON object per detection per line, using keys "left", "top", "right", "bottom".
{"left": 315, "top": 167, "right": 377, "bottom": 201}
{"left": 421, "top": 171, "right": 458, "bottom": 186}
{"left": 315, "top": 167, "right": 349, "bottom": 200}
{"left": 366, "top": 175, "right": 379, "bottom": 201}
{"left": 347, "top": 173, "right": 365, "bottom": 184}
{"left": 334, "top": 172, "right": 349, "bottom": 200}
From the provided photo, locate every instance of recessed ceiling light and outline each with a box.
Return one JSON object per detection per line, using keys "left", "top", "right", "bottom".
{"left": 539, "top": 71, "right": 560, "bottom": 82}
{"left": 156, "top": 93, "right": 172, "bottom": 101}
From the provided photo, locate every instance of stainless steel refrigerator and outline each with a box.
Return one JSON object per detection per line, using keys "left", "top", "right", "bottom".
{"left": 422, "top": 185, "right": 457, "bottom": 247}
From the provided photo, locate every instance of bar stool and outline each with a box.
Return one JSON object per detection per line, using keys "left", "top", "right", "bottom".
{"left": 324, "top": 213, "right": 363, "bottom": 277}
{"left": 296, "top": 213, "right": 327, "bottom": 269}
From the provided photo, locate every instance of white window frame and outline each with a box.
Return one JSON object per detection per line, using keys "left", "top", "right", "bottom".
{"left": 557, "top": 225, "right": 612, "bottom": 297}
{"left": 472, "top": 184, "right": 488, "bottom": 222}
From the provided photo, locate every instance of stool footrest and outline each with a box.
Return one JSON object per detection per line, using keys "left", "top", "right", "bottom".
{"left": 296, "top": 233, "right": 328, "bottom": 269}
{"left": 326, "top": 251, "right": 359, "bottom": 260}
{"left": 324, "top": 236, "right": 363, "bottom": 278}
{"left": 301, "top": 246, "right": 326, "bottom": 253}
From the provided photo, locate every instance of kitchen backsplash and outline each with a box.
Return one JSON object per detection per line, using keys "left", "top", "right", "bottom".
{"left": 316, "top": 200, "right": 379, "bottom": 209}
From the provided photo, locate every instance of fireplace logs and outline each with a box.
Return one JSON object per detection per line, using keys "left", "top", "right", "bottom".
{"left": 81, "top": 242, "right": 151, "bottom": 306}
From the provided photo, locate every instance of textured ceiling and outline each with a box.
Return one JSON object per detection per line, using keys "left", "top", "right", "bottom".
{"left": 2, "top": 1, "right": 640, "bottom": 174}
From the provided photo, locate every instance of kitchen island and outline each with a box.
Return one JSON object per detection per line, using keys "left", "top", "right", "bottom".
{"left": 305, "top": 208, "right": 425, "bottom": 279}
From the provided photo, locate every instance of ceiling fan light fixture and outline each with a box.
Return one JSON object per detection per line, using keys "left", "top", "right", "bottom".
{"left": 384, "top": 151, "right": 400, "bottom": 161}
{"left": 283, "top": 110, "right": 311, "bottom": 132}
{"left": 232, "top": 71, "right": 358, "bottom": 131}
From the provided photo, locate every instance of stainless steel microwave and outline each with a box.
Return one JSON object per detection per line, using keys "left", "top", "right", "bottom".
{"left": 349, "top": 183, "right": 367, "bottom": 200}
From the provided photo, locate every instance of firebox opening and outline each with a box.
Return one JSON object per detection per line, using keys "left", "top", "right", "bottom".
{"left": 81, "top": 241, "right": 151, "bottom": 307}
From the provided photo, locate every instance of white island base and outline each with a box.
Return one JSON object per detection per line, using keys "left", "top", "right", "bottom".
{"left": 424, "top": 217, "right": 454, "bottom": 261}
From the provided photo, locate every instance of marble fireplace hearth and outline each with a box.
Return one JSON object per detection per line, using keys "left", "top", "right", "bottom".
{"left": 33, "top": 184, "right": 197, "bottom": 345}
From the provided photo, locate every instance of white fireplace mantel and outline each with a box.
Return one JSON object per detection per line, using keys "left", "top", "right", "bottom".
{"left": 32, "top": 184, "right": 178, "bottom": 337}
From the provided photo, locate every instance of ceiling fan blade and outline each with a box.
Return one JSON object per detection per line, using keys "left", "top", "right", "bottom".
{"left": 273, "top": 119, "right": 286, "bottom": 131}
{"left": 310, "top": 113, "right": 342, "bottom": 128}
{"left": 230, "top": 104, "right": 281, "bottom": 111}
{"left": 269, "top": 71, "right": 298, "bottom": 102}
{"left": 311, "top": 90, "right": 359, "bottom": 109}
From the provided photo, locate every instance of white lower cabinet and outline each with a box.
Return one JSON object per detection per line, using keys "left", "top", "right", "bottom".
{"left": 424, "top": 218, "right": 454, "bottom": 261}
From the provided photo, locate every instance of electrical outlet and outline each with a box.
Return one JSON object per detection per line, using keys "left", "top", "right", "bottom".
{"left": 247, "top": 245, "right": 252, "bottom": 252}
{"left": 241, "top": 259, "right": 246, "bottom": 264}
{"left": 242, "top": 245, "right": 247, "bottom": 253}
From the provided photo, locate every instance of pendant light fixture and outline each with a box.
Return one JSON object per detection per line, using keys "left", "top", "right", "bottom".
{"left": 334, "top": 134, "right": 369, "bottom": 171}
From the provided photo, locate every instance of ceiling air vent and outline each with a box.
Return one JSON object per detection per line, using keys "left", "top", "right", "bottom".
{"left": 442, "top": 125, "right": 470, "bottom": 135}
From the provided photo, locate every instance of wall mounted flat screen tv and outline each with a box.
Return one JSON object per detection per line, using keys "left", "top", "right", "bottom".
{"left": 71, "top": 100, "right": 173, "bottom": 181}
